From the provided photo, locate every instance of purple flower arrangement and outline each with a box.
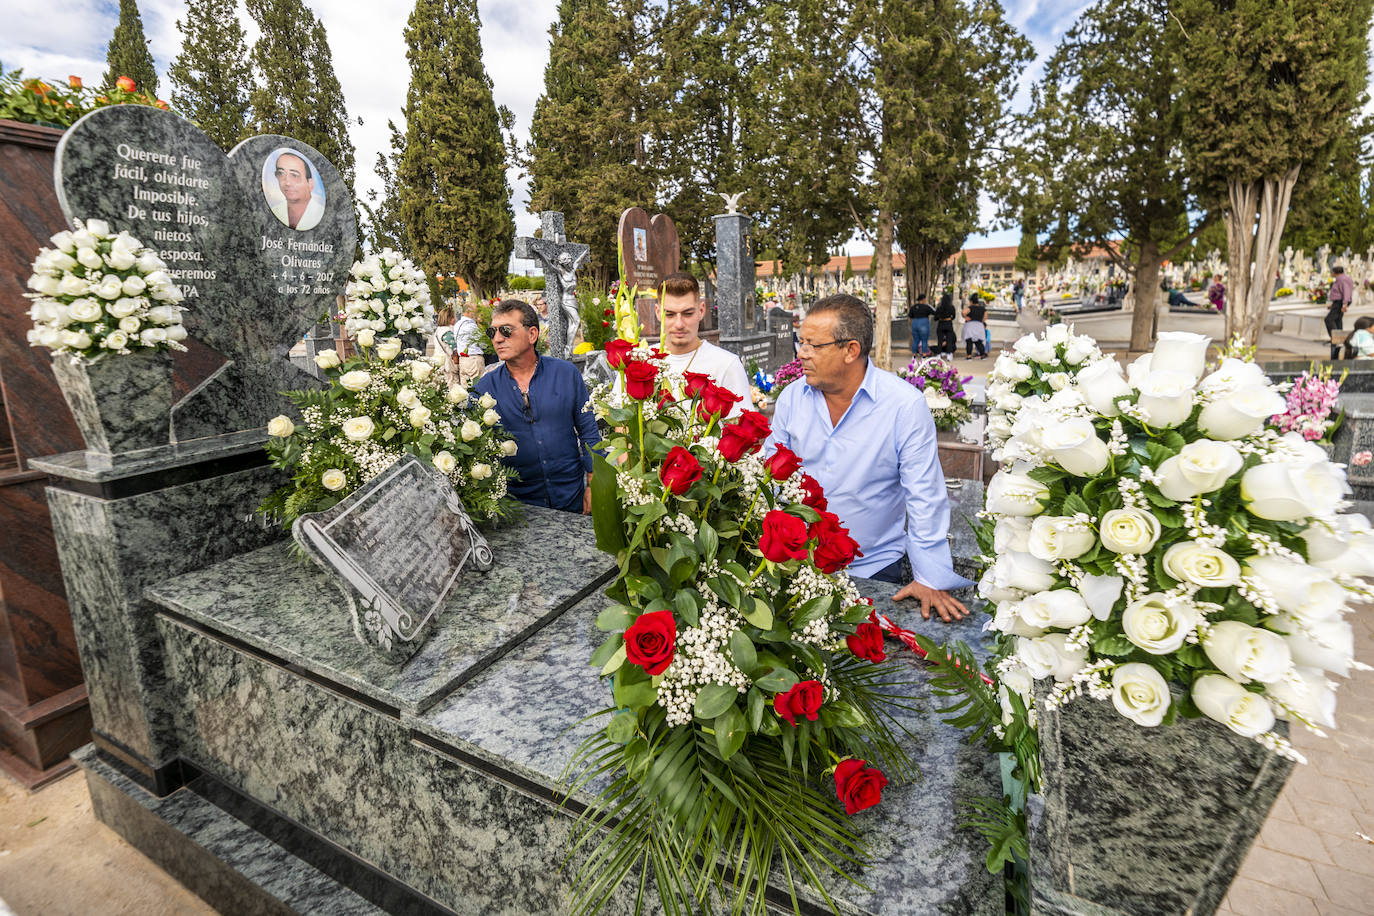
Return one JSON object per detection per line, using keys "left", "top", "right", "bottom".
{"left": 900, "top": 357, "right": 974, "bottom": 431}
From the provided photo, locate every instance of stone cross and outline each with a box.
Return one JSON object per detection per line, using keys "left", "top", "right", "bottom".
{"left": 513, "top": 212, "right": 589, "bottom": 360}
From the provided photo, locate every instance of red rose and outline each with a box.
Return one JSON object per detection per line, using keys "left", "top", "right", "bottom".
{"left": 682, "top": 371, "right": 713, "bottom": 398}
{"left": 799, "top": 474, "right": 827, "bottom": 512}
{"left": 846, "top": 621, "right": 886, "bottom": 663}
{"left": 717, "top": 425, "right": 760, "bottom": 462}
{"left": 773, "top": 680, "right": 824, "bottom": 726}
{"left": 734, "top": 409, "right": 771, "bottom": 442}
{"left": 809, "top": 511, "right": 863, "bottom": 574}
{"left": 699, "top": 383, "right": 742, "bottom": 418}
{"left": 624, "top": 360, "right": 658, "bottom": 399}
{"left": 833, "top": 758, "right": 888, "bottom": 815}
{"left": 624, "top": 610, "right": 676, "bottom": 675}
{"left": 116, "top": 76, "right": 136, "bottom": 92}
{"left": 657, "top": 388, "right": 677, "bottom": 410}
{"left": 602, "top": 320, "right": 611, "bottom": 327}
{"left": 659, "top": 445, "right": 703, "bottom": 495}
{"left": 764, "top": 445, "right": 802, "bottom": 480}
{"left": 605, "top": 338, "right": 634, "bottom": 369}
{"left": 759, "top": 510, "right": 809, "bottom": 563}
{"left": 603, "top": 307, "right": 614, "bottom": 316}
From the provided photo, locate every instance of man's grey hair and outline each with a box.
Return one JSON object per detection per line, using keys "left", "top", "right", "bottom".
{"left": 808, "top": 294, "right": 873, "bottom": 357}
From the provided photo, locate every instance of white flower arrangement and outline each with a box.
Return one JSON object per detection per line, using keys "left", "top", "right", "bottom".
{"left": 343, "top": 249, "right": 432, "bottom": 344}
{"left": 985, "top": 324, "right": 1111, "bottom": 460}
{"left": 978, "top": 330, "right": 1370, "bottom": 762}
{"left": 25, "top": 219, "right": 188, "bottom": 362}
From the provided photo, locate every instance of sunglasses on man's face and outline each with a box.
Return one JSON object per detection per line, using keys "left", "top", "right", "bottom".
{"left": 486, "top": 324, "right": 522, "bottom": 340}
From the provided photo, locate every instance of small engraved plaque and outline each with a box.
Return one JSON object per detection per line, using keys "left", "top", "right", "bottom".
{"left": 293, "top": 457, "right": 494, "bottom": 662}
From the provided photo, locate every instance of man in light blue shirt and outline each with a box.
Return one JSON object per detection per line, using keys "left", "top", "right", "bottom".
{"left": 767, "top": 294, "right": 972, "bottom": 622}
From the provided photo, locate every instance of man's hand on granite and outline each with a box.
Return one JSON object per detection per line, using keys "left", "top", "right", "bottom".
{"left": 892, "top": 580, "right": 967, "bottom": 622}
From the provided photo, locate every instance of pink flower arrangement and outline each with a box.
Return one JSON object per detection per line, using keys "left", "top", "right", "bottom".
{"left": 774, "top": 358, "right": 804, "bottom": 389}
{"left": 1271, "top": 365, "right": 1345, "bottom": 443}
{"left": 1353, "top": 450, "right": 1372, "bottom": 467}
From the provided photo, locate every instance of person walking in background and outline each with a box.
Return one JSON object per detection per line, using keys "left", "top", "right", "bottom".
{"left": 1013, "top": 279, "right": 1025, "bottom": 312}
{"left": 1328, "top": 265, "right": 1354, "bottom": 360}
{"left": 908, "top": 293, "right": 934, "bottom": 356}
{"left": 934, "top": 291, "right": 957, "bottom": 356}
{"left": 961, "top": 295, "right": 987, "bottom": 359}
{"left": 1207, "top": 274, "right": 1226, "bottom": 312}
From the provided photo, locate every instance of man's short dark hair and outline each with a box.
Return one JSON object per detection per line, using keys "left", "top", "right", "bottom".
{"left": 1334, "top": 265, "right": 1346, "bottom": 274}
{"left": 808, "top": 294, "right": 873, "bottom": 357}
{"left": 493, "top": 298, "right": 540, "bottom": 330}
{"left": 661, "top": 271, "right": 700, "bottom": 300}
{"left": 916, "top": 293, "right": 928, "bottom": 301}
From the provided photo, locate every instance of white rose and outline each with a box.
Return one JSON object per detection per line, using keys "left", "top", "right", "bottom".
{"left": 1244, "top": 556, "right": 1345, "bottom": 624}
{"left": 461, "top": 419, "right": 482, "bottom": 441}
{"left": 371, "top": 319, "right": 386, "bottom": 332}
{"left": 1043, "top": 372, "right": 1069, "bottom": 392}
{"left": 924, "top": 387, "right": 952, "bottom": 410}
{"left": 499, "top": 439, "right": 518, "bottom": 456}
{"left": 1280, "top": 615, "right": 1354, "bottom": 676}
{"left": 1122, "top": 593, "right": 1198, "bottom": 654}
{"left": 1192, "top": 674, "right": 1275, "bottom": 738}
{"left": 991, "top": 600, "right": 1045, "bottom": 637}
{"left": 355, "top": 328, "right": 376, "bottom": 347}
{"left": 447, "top": 385, "right": 470, "bottom": 406}
{"left": 471, "top": 462, "right": 493, "bottom": 480}
{"left": 149, "top": 282, "right": 183, "bottom": 303}
{"left": 107, "top": 297, "right": 141, "bottom": 318}
{"left": 482, "top": 408, "right": 500, "bottom": 426}
{"left": 70, "top": 227, "right": 97, "bottom": 249}
{"left": 1135, "top": 371, "right": 1196, "bottom": 428}
{"left": 1028, "top": 515, "right": 1096, "bottom": 561}
{"left": 1199, "top": 357, "right": 1268, "bottom": 394}
{"left": 121, "top": 275, "right": 147, "bottom": 296}
{"left": 479, "top": 393, "right": 497, "bottom": 410}
{"left": 135, "top": 252, "right": 162, "bottom": 273}
{"left": 61, "top": 329, "right": 93, "bottom": 350}
{"left": 1162, "top": 541, "right": 1240, "bottom": 588}
{"left": 394, "top": 316, "right": 412, "bottom": 332}
{"left": 339, "top": 370, "right": 372, "bottom": 392}
{"left": 978, "top": 568, "right": 1021, "bottom": 604}
{"left": 57, "top": 275, "right": 90, "bottom": 297}
{"left": 119, "top": 316, "right": 141, "bottom": 334}
{"left": 1265, "top": 667, "right": 1337, "bottom": 729}
{"left": 83, "top": 218, "right": 110, "bottom": 237}
{"left": 1017, "top": 588, "right": 1093, "bottom": 629}
{"left": 37, "top": 327, "right": 62, "bottom": 347}
{"left": 1040, "top": 417, "right": 1110, "bottom": 476}
{"left": 1155, "top": 439, "right": 1242, "bottom": 500}
{"left": 314, "top": 350, "right": 341, "bottom": 370}
{"left": 146, "top": 305, "right": 180, "bottom": 326}
{"left": 28, "top": 274, "right": 61, "bottom": 296}
{"left": 1045, "top": 324, "right": 1070, "bottom": 345}
{"left": 138, "top": 327, "right": 166, "bottom": 346}
{"left": 1301, "top": 515, "right": 1374, "bottom": 577}
{"left": 410, "top": 360, "right": 433, "bottom": 382}
{"left": 990, "top": 550, "right": 1057, "bottom": 594}
{"left": 377, "top": 338, "right": 403, "bottom": 361}
{"left": 993, "top": 516, "right": 1033, "bottom": 554}
{"left": 433, "top": 451, "right": 457, "bottom": 474}
{"left": 1111, "top": 663, "right": 1171, "bottom": 727}
{"left": 67, "top": 298, "right": 102, "bottom": 323}
{"left": 1197, "top": 386, "right": 1287, "bottom": 440}
{"left": 50, "top": 230, "right": 75, "bottom": 253}
{"left": 1079, "top": 573, "right": 1124, "bottom": 620}
{"left": 1151, "top": 331, "right": 1211, "bottom": 382}
{"left": 104, "top": 330, "right": 129, "bottom": 350}
{"left": 1241, "top": 460, "right": 1347, "bottom": 521}
{"left": 143, "top": 269, "right": 172, "bottom": 289}
{"left": 409, "top": 405, "right": 432, "bottom": 427}
{"left": 321, "top": 468, "right": 347, "bottom": 491}
{"left": 105, "top": 245, "right": 136, "bottom": 271}
{"left": 1063, "top": 338, "right": 1096, "bottom": 366}
{"left": 1046, "top": 387, "right": 1086, "bottom": 412}
{"left": 394, "top": 387, "right": 417, "bottom": 408}
{"left": 165, "top": 324, "right": 187, "bottom": 342}
{"left": 342, "top": 416, "right": 376, "bottom": 441}
{"left": 267, "top": 415, "right": 295, "bottom": 438}
{"left": 1099, "top": 508, "right": 1161, "bottom": 554}
{"left": 987, "top": 415, "right": 1013, "bottom": 441}
{"left": 993, "top": 354, "right": 1033, "bottom": 382}
{"left": 1203, "top": 620, "right": 1292, "bottom": 684}
{"left": 77, "top": 246, "right": 105, "bottom": 270}
{"left": 92, "top": 275, "right": 124, "bottom": 300}
{"left": 1017, "top": 634, "right": 1087, "bottom": 681}
{"left": 985, "top": 471, "right": 1050, "bottom": 517}
{"left": 1022, "top": 337, "right": 1057, "bottom": 363}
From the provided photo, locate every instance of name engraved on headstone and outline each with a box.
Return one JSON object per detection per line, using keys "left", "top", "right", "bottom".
{"left": 293, "top": 457, "right": 494, "bottom": 661}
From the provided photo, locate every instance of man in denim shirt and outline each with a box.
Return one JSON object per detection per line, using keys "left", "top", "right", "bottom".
{"left": 475, "top": 300, "right": 601, "bottom": 513}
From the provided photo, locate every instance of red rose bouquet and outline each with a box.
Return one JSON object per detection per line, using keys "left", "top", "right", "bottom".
{"left": 571, "top": 339, "right": 919, "bottom": 915}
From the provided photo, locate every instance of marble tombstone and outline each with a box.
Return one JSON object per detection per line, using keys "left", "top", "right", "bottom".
{"left": 618, "top": 206, "right": 681, "bottom": 339}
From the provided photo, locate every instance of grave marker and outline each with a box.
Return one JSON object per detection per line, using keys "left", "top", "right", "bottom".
{"left": 513, "top": 211, "right": 589, "bottom": 360}
{"left": 617, "top": 207, "right": 680, "bottom": 337}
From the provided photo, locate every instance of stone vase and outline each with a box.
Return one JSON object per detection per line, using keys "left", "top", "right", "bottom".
{"left": 50, "top": 350, "right": 174, "bottom": 457}
{"left": 1029, "top": 688, "right": 1294, "bottom": 916}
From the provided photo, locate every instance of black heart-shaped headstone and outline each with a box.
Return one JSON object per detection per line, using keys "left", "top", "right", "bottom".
{"left": 54, "top": 106, "right": 357, "bottom": 442}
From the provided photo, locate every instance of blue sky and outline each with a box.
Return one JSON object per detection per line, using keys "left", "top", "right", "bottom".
{"left": 2, "top": 0, "right": 1089, "bottom": 251}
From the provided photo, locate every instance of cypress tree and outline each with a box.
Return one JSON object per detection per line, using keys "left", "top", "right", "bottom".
{"left": 168, "top": 0, "right": 252, "bottom": 150}
{"left": 398, "top": 0, "right": 514, "bottom": 298}
{"left": 103, "top": 0, "right": 159, "bottom": 98}
{"left": 361, "top": 119, "right": 408, "bottom": 255}
{"left": 246, "top": 0, "right": 356, "bottom": 190}
{"left": 526, "top": 0, "right": 654, "bottom": 290}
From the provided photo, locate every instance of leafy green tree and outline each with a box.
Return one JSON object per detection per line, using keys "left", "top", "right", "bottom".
{"left": 103, "top": 0, "right": 159, "bottom": 98}
{"left": 168, "top": 0, "right": 252, "bottom": 150}
{"left": 1177, "top": 0, "right": 1373, "bottom": 345}
{"left": 525, "top": 0, "right": 654, "bottom": 290}
{"left": 398, "top": 0, "right": 514, "bottom": 298}
{"left": 246, "top": 0, "right": 356, "bottom": 191}
{"left": 1281, "top": 126, "right": 1374, "bottom": 255}
{"left": 997, "top": 0, "right": 1210, "bottom": 352}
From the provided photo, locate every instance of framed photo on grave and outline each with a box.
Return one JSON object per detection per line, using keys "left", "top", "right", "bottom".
{"left": 293, "top": 457, "right": 494, "bottom": 663}
{"left": 617, "top": 207, "right": 680, "bottom": 337}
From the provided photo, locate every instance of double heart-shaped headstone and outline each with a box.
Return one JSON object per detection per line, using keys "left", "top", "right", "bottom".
{"left": 617, "top": 207, "right": 680, "bottom": 337}
{"left": 55, "top": 105, "right": 357, "bottom": 443}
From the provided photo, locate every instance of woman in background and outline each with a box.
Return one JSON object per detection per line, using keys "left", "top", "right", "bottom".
{"left": 934, "top": 291, "right": 957, "bottom": 356}
{"left": 1344, "top": 315, "right": 1374, "bottom": 360}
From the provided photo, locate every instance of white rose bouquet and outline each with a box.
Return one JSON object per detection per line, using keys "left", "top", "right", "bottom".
{"left": 25, "top": 219, "right": 188, "bottom": 362}
{"left": 258, "top": 345, "right": 517, "bottom": 531}
{"left": 342, "top": 249, "right": 432, "bottom": 345}
{"left": 985, "top": 324, "right": 1112, "bottom": 460}
{"left": 976, "top": 330, "right": 1370, "bottom": 762}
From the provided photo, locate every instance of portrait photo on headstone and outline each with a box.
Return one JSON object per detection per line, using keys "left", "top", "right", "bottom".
{"left": 261, "top": 147, "right": 326, "bottom": 231}
{"left": 633, "top": 227, "right": 647, "bottom": 262}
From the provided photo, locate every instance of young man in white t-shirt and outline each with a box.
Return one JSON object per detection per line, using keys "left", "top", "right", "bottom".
{"left": 658, "top": 271, "right": 751, "bottom": 417}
